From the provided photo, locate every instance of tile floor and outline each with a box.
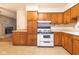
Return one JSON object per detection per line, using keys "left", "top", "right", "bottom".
{"left": 0, "top": 42, "right": 70, "bottom": 55}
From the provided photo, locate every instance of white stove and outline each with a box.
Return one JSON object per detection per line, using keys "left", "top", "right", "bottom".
{"left": 37, "top": 21, "right": 54, "bottom": 47}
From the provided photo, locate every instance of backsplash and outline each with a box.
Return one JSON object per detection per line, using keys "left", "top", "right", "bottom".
{"left": 54, "top": 23, "right": 76, "bottom": 27}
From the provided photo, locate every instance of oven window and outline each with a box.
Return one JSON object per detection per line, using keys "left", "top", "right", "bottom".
{"left": 43, "top": 35, "right": 50, "bottom": 38}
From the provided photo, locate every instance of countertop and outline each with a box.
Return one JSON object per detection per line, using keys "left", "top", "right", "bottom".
{"left": 51, "top": 27, "right": 79, "bottom": 36}
{"left": 12, "top": 27, "right": 79, "bottom": 36}
{"left": 12, "top": 30, "right": 27, "bottom": 32}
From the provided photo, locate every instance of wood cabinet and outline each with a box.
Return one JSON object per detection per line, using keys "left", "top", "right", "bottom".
{"left": 27, "top": 20, "right": 37, "bottom": 34}
{"left": 71, "top": 4, "right": 79, "bottom": 18}
{"left": 73, "top": 36, "right": 79, "bottom": 55}
{"left": 54, "top": 32, "right": 62, "bottom": 46}
{"left": 27, "top": 11, "right": 37, "bottom": 46}
{"left": 51, "top": 13, "right": 57, "bottom": 24}
{"left": 38, "top": 13, "right": 51, "bottom": 20}
{"left": 57, "top": 13, "right": 63, "bottom": 24}
{"left": 67, "top": 36, "right": 73, "bottom": 54}
{"left": 51, "top": 13, "right": 63, "bottom": 24}
{"left": 61, "top": 32, "right": 79, "bottom": 55}
{"left": 63, "top": 9, "right": 71, "bottom": 24}
{"left": 63, "top": 4, "right": 79, "bottom": 24}
{"left": 64, "top": 34, "right": 72, "bottom": 54}
{"left": 61, "top": 33, "right": 73, "bottom": 54}
{"left": 12, "top": 32, "right": 28, "bottom": 45}
{"left": 38, "top": 13, "right": 63, "bottom": 24}
{"left": 28, "top": 34, "right": 37, "bottom": 46}
{"left": 27, "top": 11, "right": 37, "bottom": 20}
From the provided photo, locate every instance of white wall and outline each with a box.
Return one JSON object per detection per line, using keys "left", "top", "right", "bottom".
{"left": 17, "top": 10, "right": 27, "bottom": 30}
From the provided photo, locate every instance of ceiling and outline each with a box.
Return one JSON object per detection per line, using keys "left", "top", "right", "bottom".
{"left": 0, "top": 3, "right": 77, "bottom": 12}
{"left": 26, "top": 3, "right": 68, "bottom": 8}
{"left": 0, "top": 3, "right": 26, "bottom": 12}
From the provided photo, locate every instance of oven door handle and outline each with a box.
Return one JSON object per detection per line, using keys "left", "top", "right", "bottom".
{"left": 43, "top": 41, "right": 51, "bottom": 43}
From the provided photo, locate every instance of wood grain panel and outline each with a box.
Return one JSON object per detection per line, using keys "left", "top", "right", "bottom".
{"left": 12, "top": 32, "right": 28, "bottom": 45}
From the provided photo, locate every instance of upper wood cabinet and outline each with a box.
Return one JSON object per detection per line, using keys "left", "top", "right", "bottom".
{"left": 38, "top": 13, "right": 63, "bottom": 24}
{"left": 27, "top": 11, "right": 38, "bottom": 20}
{"left": 63, "top": 9, "right": 71, "bottom": 24}
{"left": 51, "top": 13, "right": 63, "bottom": 24}
{"left": 51, "top": 13, "right": 57, "bottom": 24}
{"left": 38, "top": 13, "right": 51, "bottom": 20}
{"left": 57, "top": 13, "right": 63, "bottom": 24}
{"left": 71, "top": 4, "right": 79, "bottom": 18}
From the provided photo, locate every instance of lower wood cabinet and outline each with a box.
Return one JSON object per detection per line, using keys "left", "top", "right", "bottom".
{"left": 27, "top": 34, "right": 37, "bottom": 46}
{"left": 61, "top": 33, "right": 65, "bottom": 47}
{"left": 61, "top": 32, "right": 79, "bottom": 55}
{"left": 61, "top": 33, "right": 73, "bottom": 54}
{"left": 12, "top": 32, "right": 37, "bottom": 46}
{"left": 73, "top": 36, "right": 79, "bottom": 55}
{"left": 12, "top": 32, "right": 28, "bottom": 45}
{"left": 67, "top": 37, "right": 73, "bottom": 54}
{"left": 54, "top": 32, "right": 62, "bottom": 46}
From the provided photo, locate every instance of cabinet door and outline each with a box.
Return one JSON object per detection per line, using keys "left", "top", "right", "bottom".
{"left": 12, "top": 32, "right": 20, "bottom": 45}
{"left": 62, "top": 33, "right": 73, "bottom": 54}
{"left": 27, "top": 11, "right": 37, "bottom": 21}
{"left": 57, "top": 13, "right": 63, "bottom": 24}
{"left": 54, "top": 32, "right": 62, "bottom": 46}
{"left": 51, "top": 13, "right": 57, "bottom": 24}
{"left": 27, "top": 20, "right": 37, "bottom": 34}
{"left": 12, "top": 32, "right": 27, "bottom": 45}
{"left": 67, "top": 37, "right": 73, "bottom": 54}
{"left": 63, "top": 9, "right": 71, "bottom": 24}
{"left": 61, "top": 33, "right": 65, "bottom": 47}
{"left": 65, "top": 34, "right": 73, "bottom": 54}
{"left": 73, "top": 39, "right": 79, "bottom": 55}
{"left": 71, "top": 4, "right": 79, "bottom": 18}
{"left": 64, "top": 36, "right": 68, "bottom": 50}
{"left": 38, "top": 13, "right": 51, "bottom": 20}
{"left": 28, "top": 34, "right": 37, "bottom": 46}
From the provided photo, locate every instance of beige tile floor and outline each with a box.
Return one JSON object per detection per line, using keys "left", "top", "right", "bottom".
{"left": 0, "top": 42, "right": 70, "bottom": 55}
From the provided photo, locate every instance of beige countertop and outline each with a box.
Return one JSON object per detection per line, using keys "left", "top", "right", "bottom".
{"left": 12, "top": 30, "right": 27, "bottom": 32}
{"left": 12, "top": 27, "right": 79, "bottom": 36}
{"left": 51, "top": 27, "right": 79, "bottom": 36}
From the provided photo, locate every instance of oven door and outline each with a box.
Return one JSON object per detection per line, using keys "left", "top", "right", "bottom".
{"left": 43, "top": 35, "right": 50, "bottom": 38}
{"left": 41, "top": 34, "right": 54, "bottom": 41}
{"left": 37, "top": 33, "right": 54, "bottom": 46}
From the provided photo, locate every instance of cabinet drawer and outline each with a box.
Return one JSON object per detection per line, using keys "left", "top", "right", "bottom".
{"left": 38, "top": 41, "right": 53, "bottom": 46}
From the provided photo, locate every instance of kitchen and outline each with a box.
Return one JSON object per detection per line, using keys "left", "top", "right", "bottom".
{"left": 0, "top": 3, "right": 79, "bottom": 55}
